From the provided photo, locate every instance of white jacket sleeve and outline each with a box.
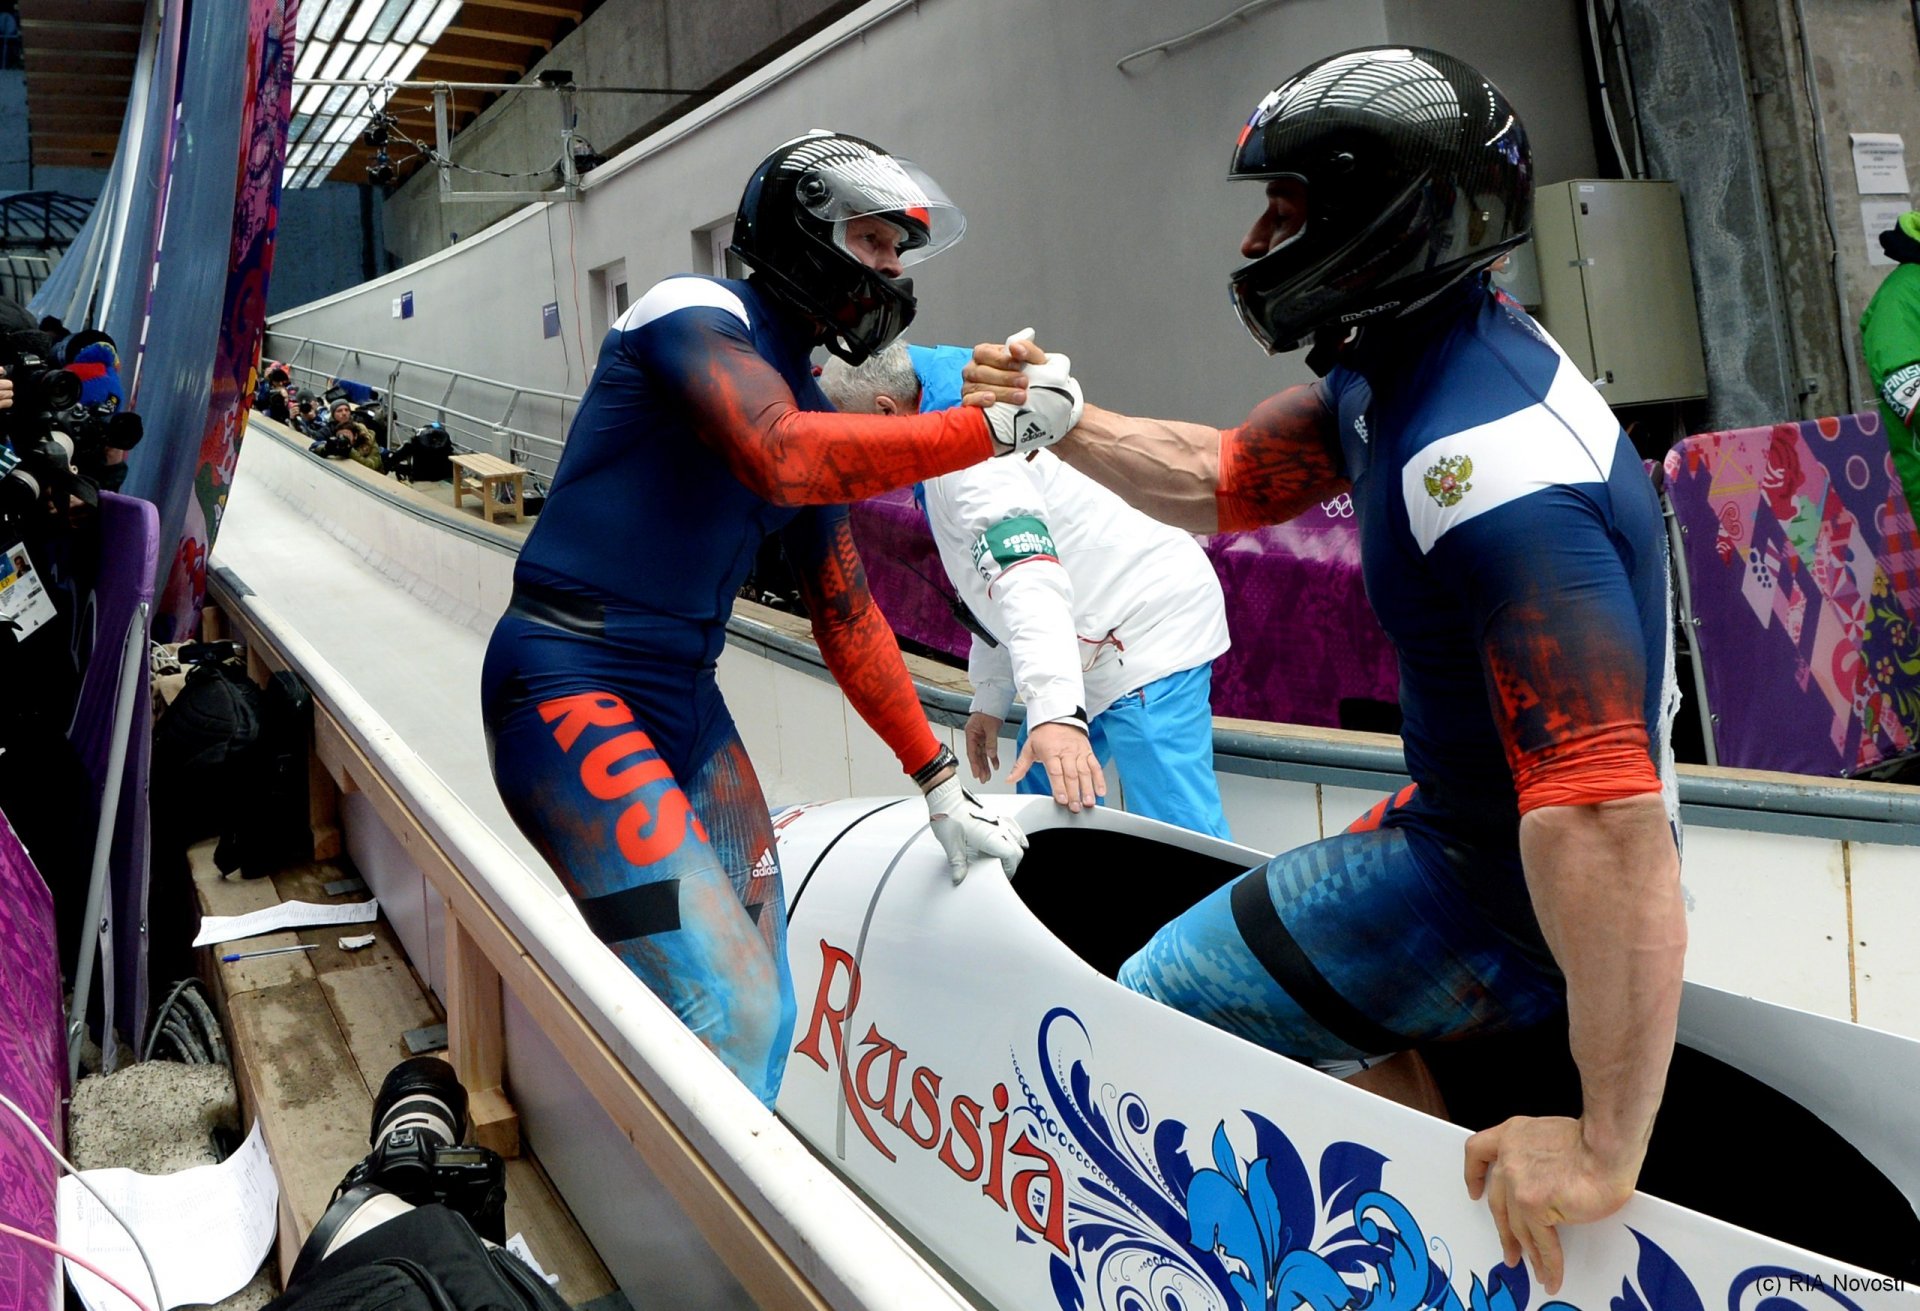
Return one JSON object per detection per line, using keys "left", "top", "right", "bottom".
{"left": 966, "top": 633, "right": 1017, "bottom": 721}
{"left": 925, "top": 462, "right": 1087, "bottom": 729}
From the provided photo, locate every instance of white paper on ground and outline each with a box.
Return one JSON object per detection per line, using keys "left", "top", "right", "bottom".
{"left": 505, "top": 1232, "right": 561, "bottom": 1287}
{"left": 58, "top": 1119, "right": 279, "bottom": 1311}
{"left": 337, "top": 933, "right": 377, "bottom": 950}
{"left": 192, "top": 898, "right": 380, "bottom": 947}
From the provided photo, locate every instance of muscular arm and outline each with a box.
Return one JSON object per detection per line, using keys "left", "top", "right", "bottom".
{"left": 1521, "top": 797, "right": 1684, "bottom": 1183}
{"left": 647, "top": 303, "right": 996, "bottom": 506}
{"left": 783, "top": 507, "right": 942, "bottom": 777}
{"left": 1054, "top": 386, "right": 1345, "bottom": 533}
{"left": 1448, "top": 484, "right": 1683, "bottom": 1288}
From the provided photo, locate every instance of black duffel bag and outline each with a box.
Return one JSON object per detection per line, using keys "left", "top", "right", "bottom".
{"left": 267, "top": 1203, "right": 568, "bottom": 1311}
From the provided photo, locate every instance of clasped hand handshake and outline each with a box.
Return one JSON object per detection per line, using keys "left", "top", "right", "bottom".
{"left": 966, "top": 332, "right": 1082, "bottom": 456}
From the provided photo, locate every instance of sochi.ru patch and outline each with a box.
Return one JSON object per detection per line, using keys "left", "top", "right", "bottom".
{"left": 1882, "top": 361, "right": 1920, "bottom": 422}
{"left": 1423, "top": 453, "right": 1474, "bottom": 507}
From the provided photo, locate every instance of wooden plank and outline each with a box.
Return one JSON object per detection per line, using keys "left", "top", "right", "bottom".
{"left": 443, "top": 24, "right": 553, "bottom": 49}
{"left": 503, "top": 1155, "right": 619, "bottom": 1306}
{"left": 227, "top": 979, "right": 375, "bottom": 1283}
{"left": 415, "top": 50, "right": 527, "bottom": 73}
{"left": 459, "top": 0, "right": 583, "bottom": 19}
{"left": 310, "top": 749, "right": 343, "bottom": 861}
{"left": 446, "top": 915, "right": 520, "bottom": 1157}
{"left": 318, "top": 963, "right": 445, "bottom": 1099}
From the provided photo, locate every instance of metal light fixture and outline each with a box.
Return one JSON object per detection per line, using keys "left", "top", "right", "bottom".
{"left": 282, "top": 0, "right": 462, "bottom": 188}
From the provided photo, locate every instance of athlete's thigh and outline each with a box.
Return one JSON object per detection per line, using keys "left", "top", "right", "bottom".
{"left": 679, "top": 731, "right": 788, "bottom": 967}
{"left": 1120, "top": 823, "right": 1561, "bottom": 1066}
{"left": 486, "top": 685, "right": 791, "bottom": 1101}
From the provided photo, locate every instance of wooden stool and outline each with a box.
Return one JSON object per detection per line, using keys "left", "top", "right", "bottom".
{"left": 449, "top": 452, "right": 528, "bottom": 524}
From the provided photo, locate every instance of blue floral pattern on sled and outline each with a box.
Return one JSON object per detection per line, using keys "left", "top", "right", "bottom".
{"left": 1016, "top": 1008, "right": 1877, "bottom": 1311}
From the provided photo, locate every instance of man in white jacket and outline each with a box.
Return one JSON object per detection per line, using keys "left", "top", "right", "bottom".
{"left": 823, "top": 341, "right": 1233, "bottom": 838}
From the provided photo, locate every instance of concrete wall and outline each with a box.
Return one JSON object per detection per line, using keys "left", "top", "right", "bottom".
{"left": 272, "top": 0, "right": 1600, "bottom": 432}
{"left": 1758, "top": 0, "right": 1920, "bottom": 415}
{"left": 381, "top": 0, "right": 856, "bottom": 265}
{"left": 1624, "top": 0, "right": 1920, "bottom": 426}
{"left": 1617, "top": 0, "right": 1800, "bottom": 430}
{"left": 270, "top": 182, "right": 388, "bottom": 316}
{"left": 0, "top": 68, "right": 25, "bottom": 191}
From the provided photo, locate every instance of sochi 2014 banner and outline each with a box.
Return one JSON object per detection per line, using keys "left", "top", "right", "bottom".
{"left": 0, "top": 807, "right": 67, "bottom": 1310}
{"left": 151, "top": 0, "right": 297, "bottom": 640}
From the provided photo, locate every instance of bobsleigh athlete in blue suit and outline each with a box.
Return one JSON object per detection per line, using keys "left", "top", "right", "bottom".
{"left": 481, "top": 132, "right": 1084, "bottom": 1105}
{"left": 963, "top": 50, "right": 1684, "bottom": 1293}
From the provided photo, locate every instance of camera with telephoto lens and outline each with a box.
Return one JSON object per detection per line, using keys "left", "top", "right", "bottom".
{"left": 0, "top": 331, "right": 145, "bottom": 533}
{"left": 309, "top": 429, "right": 354, "bottom": 459}
{"left": 300, "top": 1055, "right": 508, "bottom": 1274}
{"left": 0, "top": 331, "right": 87, "bottom": 537}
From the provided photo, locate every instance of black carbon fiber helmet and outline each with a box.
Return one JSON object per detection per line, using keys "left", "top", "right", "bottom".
{"left": 731, "top": 131, "right": 965, "bottom": 364}
{"left": 1228, "top": 47, "right": 1531, "bottom": 354}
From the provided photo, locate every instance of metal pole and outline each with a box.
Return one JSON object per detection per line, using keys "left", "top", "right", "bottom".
{"left": 1663, "top": 495, "right": 1718, "bottom": 768}
{"left": 433, "top": 83, "right": 452, "bottom": 207}
{"left": 67, "top": 600, "right": 150, "bottom": 1081}
{"left": 291, "top": 78, "right": 709, "bottom": 94}
{"left": 558, "top": 84, "right": 579, "bottom": 199}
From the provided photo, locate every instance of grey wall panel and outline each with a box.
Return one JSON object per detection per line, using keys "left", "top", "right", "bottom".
{"left": 1382, "top": 0, "right": 1598, "bottom": 186}
{"left": 271, "top": 0, "right": 1598, "bottom": 433}
{"left": 1617, "top": 0, "right": 1799, "bottom": 430}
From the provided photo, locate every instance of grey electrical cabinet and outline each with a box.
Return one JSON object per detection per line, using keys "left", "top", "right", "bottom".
{"left": 1533, "top": 179, "right": 1708, "bottom": 406}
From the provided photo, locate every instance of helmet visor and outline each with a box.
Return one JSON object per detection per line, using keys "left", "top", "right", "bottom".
{"left": 793, "top": 149, "right": 965, "bottom": 265}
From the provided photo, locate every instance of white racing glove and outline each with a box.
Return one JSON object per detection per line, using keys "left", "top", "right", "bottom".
{"left": 983, "top": 349, "right": 1084, "bottom": 458}
{"left": 925, "top": 775, "right": 1029, "bottom": 884}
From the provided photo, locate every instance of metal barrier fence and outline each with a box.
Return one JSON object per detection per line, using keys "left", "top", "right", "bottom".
{"left": 265, "top": 333, "right": 576, "bottom": 486}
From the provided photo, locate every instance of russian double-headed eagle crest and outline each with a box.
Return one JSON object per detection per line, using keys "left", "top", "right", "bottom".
{"left": 1423, "top": 454, "right": 1473, "bottom": 507}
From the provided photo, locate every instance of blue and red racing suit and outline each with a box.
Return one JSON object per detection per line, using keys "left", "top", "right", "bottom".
{"left": 481, "top": 275, "right": 995, "bottom": 1104}
{"left": 1119, "top": 278, "right": 1677, "bottom": 1069}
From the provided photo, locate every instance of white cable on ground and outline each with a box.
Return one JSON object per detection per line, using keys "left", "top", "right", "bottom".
{"left": 0, "top": 1090, "right": 162, "bottom": 1309}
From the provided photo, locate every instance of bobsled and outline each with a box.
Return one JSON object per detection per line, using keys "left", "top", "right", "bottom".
{"left": 774, "top": 797, "right": 1920, "bottom": 1311}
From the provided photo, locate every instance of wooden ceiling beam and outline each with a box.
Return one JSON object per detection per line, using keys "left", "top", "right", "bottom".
{"left": 18, "top": 17, "right": 141, "bottom": 35}
{"left": 28, "top": 115, "right": 126, "bottom": 132}
{"left": 23, "top": 48, "right": 138, "bottom": 63}
{"left": 442, "top": 24, "right": 553, "bottom": 50}
{"left": 24, "top": 78, "right": 135, "bottom": 97}
{"left": 18, "top": 0, "right": 145, "bottom": 19}
{"left": 30, "top": 135, "right": 122, "bottom": 154}
{"left": 414, "top": 51, "right": 526, "bottom": 73}
{"left": 459, "top": 0, "right": 582, "bottom": 21}
{"left": 19, "top": 28, "right": 139, "bottom": 51}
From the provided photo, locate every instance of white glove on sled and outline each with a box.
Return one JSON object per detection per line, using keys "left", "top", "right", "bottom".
{"left": 925, "top": 776, "right": 1029, "bottom": 884}
{"left": 983, "top": 350, "right": 1084, "bottom": 457}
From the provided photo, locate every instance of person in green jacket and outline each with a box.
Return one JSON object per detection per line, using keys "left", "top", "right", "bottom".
{"left": 1860, "top": 210, "right": 1920, "bottom": 512}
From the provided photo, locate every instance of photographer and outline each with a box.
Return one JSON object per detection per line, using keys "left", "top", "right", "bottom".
{"left": 62, "top": 335, "right": 139, "bottom": 494}
{"left": 311, "top": 399, "right": 384, "bottom": 472}
{"left": 0, "top": 299, "right": 134, "bottom": 976}
{"left": 267, "top": 1057, "right": 564, "bottom": 1310}
{"left": 292, "top": 390, "right": 323, "bottom": 438}
{"left": 255, "top": 365, "right": 293, "bottom": 423}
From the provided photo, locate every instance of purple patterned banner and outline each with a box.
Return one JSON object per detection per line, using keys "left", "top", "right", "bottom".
{"left": 1664, "top": 412, "right": 1920, "bottom": 776}
{"left": 850, "top": 488, "right": 1398, "bottom": 727}
{"left": 0, "top": 807, "right": 67, "bottom": 1311}
{"left": 155, "top": 0, "right": 296, "bottom": 639}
